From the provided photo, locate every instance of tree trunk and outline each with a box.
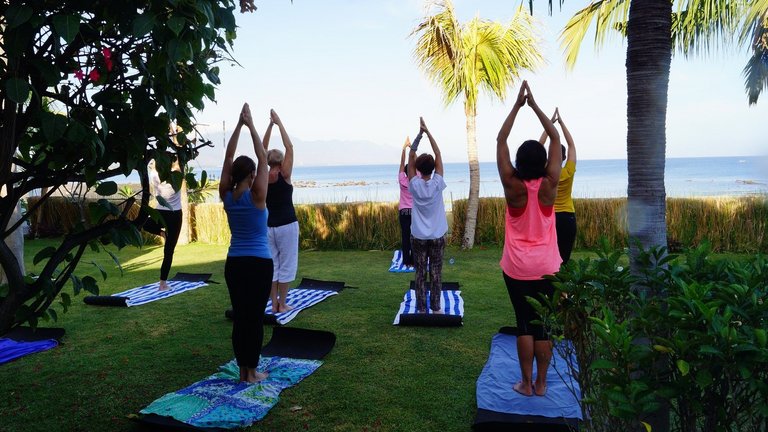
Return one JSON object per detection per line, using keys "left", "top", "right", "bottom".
{"left": 462, "top": 104, "right": 480, "bottom": 249}
{"left": 626, "top": 0, "right": 671, "bottom": 270}
{"left": 626, "top": 0, "right": 672, "bottom": 431}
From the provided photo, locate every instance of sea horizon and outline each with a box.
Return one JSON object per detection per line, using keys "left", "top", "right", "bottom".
{"left": 112, "top": 155, "right": 768, "bottom": 205}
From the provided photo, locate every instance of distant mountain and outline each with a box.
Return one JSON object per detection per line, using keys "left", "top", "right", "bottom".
{"left": 192, "top": 131, "right": 399, "bottom": 168}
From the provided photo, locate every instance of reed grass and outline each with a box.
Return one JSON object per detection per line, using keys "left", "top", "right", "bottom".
{"left": 191, "top": 203, "right": 230, "bottom": 244}
{"left": 452, "top": 196, "right": 768, "bottom": 252}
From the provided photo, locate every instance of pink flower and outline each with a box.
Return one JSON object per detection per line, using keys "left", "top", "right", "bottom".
{"left": 74, "top": 70, "right": 85, "bottom": 80}
{"left": 89, "top": 69, "right": 100, "bottom": 82}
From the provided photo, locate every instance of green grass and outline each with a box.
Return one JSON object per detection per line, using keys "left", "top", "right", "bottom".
{"left": 0, "top": 241, "right": 751, "bottom": 431}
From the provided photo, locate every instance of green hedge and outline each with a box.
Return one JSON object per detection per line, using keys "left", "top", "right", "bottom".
{"left": 451, "top": 196, "right": 768, "bottom": 252}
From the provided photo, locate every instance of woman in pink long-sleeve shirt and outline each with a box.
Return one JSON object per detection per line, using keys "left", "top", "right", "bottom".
{"left": 496, "top": 81, "right": 562, "bottom": 398}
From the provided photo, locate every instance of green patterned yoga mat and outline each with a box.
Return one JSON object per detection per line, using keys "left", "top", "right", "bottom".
{"left": 140, "top": 356, "right": 322, "bottom": 429}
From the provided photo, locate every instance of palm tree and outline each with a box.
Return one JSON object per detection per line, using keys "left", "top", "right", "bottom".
{"left": 553, "top": 0, "right": 763, "bottom": 267}
{"left": 412, "top": 0, "right": 543, "bottom": 249}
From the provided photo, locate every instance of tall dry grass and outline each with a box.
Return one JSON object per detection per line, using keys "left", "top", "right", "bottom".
{"left": 191, "top": 203, "right": 230, "bottom": 244}
{"left": 452, "top": 196, "right": 767, "bottom": 252}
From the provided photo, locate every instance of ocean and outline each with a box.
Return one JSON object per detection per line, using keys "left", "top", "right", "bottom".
{"left": 123, "top": 156, "right": 768, "bottom": 205}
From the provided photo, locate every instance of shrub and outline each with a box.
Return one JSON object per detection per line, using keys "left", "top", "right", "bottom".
{"left": 541, "top": 241, "right": 768, "bottom": 431}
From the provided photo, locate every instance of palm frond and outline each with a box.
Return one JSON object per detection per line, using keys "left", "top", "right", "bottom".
{"left": 411, "top": 0, "right": 464, "bottom": 105}
{"left": 672, "top": 0, "right": 750, "bottom": 57}
{"left": 742, "top": 13, "right": 768, "bottom": 104}
{"left": 559, "top": 0, "right": 629, "bottom": 69}
{"left": 462, "top": 8, "right": 542, "bottom": 111}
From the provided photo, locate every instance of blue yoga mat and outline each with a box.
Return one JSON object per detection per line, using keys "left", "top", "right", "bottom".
{"left": 388, "top": 250, "right": 415, "bottom": 273}
{"left": 475, "top": 330, "right": 582, "bottom": 428}
{"left": 0, "top": 338, "right": 58, "bottom": 365}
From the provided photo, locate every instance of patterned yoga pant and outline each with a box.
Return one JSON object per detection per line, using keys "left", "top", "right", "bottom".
{"left": 411, "top": 235, "right": 445, "bottom": 312}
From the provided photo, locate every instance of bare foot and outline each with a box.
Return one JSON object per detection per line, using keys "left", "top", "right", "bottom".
{"left": 278, "top": 304, "right": 294, "bottom": 313}
{"left": 158, "top": 280, "right": 169, "bottom": 291}
{"left": 239, "top": 367, "right": 248, "bottom": 382}
{"left": 271, "top": 304, "right": 279, "bottom": 314}
{"left": 416, "top": 308, "right": 427, "bottom": 314}
{"left": 245, "top": 370, "right": 268, "bottom": 384}
{"left": 431, "top": 308, "right": 444, "bottom": 314}
{"left": 534, "top": 383, "right": 547, "bottom": 397}
{"left": 513, "top": 381, "right": 533, "bottom": 397}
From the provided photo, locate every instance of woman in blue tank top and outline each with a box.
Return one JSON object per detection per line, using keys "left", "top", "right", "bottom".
{"left": 219, "top": 103, "right": 273, "bottom": 384}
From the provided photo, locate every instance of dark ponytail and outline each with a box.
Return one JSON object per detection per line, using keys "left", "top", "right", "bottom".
{"left": 231, "top": 155, "right": 256, "bottom": 189}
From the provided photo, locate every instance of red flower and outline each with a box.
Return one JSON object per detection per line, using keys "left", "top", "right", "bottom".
{"left": 89, "top": 69, "right": 101, "bottom": 82}
{"left": 74, "top": 70, "right": 85, "bottom": 80}
{"left": 102, "top": 48, "right": 111, "bottom": 59}
{"left": 105, "top": 57, "right": 113, "bottom": 72}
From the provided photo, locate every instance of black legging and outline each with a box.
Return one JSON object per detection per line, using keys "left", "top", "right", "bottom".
{"left": 143, "top": 209, "right": 183, "bottom": 280}
{"left": 398, "top": 209, "right": 413, "bottom": 266}
{"left": 555, "top": 212, "right": 577, "bottom": 264}
{"left": 503, "top": 272, "right": 554, "bottom": 341}
{"left": 225, "top": 256, "right": 273, "bottom": 368}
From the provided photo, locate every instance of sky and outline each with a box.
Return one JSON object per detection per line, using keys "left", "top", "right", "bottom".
{"left": 189, "top": 0, "right": 767, "bottom": 167}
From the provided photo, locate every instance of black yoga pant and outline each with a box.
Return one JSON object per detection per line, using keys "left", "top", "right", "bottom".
{"left": 555, "top": 212, "right": 577, "bottom": 264}
{"left": 225, "top": 256, "right": 273, "bottom": 369}
{"left": 503, "top": 272, "right": 554, "bottom": 341}
{"left": 398, "top": 209, "right": 413, "bottom": 266}
{"left": 143, "top": 209, "right": 183, "bottom": 280}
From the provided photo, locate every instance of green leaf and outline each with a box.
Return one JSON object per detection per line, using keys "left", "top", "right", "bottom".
{"left": 168, "top": 16, "right": 186, "bottom": 36}
{"left": 89, "top": 260, "right": 108, "bottom": 281}
{"left": 106, "top": 250, "right": 124, "bottom": 276}
{"left": 695, "top": 369, "right": 713, "bottom": 388}
{"left": 48, "top": 308, "right": 58, "bottom": 322}
{"left": 61, "top": 292, "right": 71, "bottom": 308}
{"left": 34, "top": 246, "right": 57, "bottom": 265}
{"left": 133, "top": 13, "right": 156, "bottom": 37}
{"left": 676, "top": 359, "right": 690, "bottom": 376}
{"left": 755, "top": 328, "right": 767, "bottom": 348}
{"left": 653, "top": 345, "right": 674, "bottom": 353}
{"left": 641, "top": 421, "right": 652, "bottom": 432}
{"left": 95, "top": 181, "right": 118, "bottom": 196}
{"left": 5, "top": 78, "right": 31, "bottom": 104}
{"left": 41, "top": 112, "right": 68, "bottom": 143}
{"left": 52, "top": 15, "right": 81, "bottom": 44}
{"left": 82, "top": 276, "right": 99, "bottom": 295}
{"left": 71, "top": 275, "right": 83, "bottom": 296}
{"left": 6, "top": 4, "right": 34, "bottom": 29}
{"left": 590, "top": 359, "right": 617, "bottom": 370}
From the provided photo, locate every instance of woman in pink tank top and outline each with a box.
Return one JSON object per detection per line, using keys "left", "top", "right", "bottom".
{"left": 496, "top": 81, "right": 562, "bottom": 398}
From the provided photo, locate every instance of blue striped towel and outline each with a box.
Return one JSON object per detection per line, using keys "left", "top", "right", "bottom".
{"left": 265, "top": 289, "right": 338, "bottom": 325}
{"left": 388, "top": 250, "right": 415, "bottom": 273}
{"left": 115, "top": 280, "right": 208, "bottom": 307}
{"left": 393, "top": 289, "right": 464, "bottom": 325}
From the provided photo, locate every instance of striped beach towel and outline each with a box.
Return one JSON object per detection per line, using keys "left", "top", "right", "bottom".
{"left": 388, "top": 250, "right": 415, "bottom": 273}
{"left": 393, "top": 287, "right": 464, "bottom": 325}
{"left": 265, "top": 289, "right": 338, "bottom": 325}
{"left": 116, "top": 280, "right": 208, "bottom": 307}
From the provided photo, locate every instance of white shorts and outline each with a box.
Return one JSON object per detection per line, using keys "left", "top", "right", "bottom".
{"left": 268, "top": 221, "right": 299, "bottom": 283}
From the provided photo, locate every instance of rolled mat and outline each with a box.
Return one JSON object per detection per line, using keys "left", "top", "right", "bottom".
{"left": 473, "top": 327, "right": 582, "bottom": 431}
{"left": 84, "top": 272, "right": 211, "bottom": 307}
{"left": 139, "top": 327, "right": 335, "bottom": 430}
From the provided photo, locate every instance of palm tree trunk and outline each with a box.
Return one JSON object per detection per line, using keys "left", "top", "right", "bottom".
{"left": 626, "top": 1, "right": 672, "bottom": 431}
{"left": 626, "top": 0, "right": 671, "bottom": 269}
{"left": 462, "top": 104, "right": 480, "bottom": 249}
{"left": 178, "top": 179, "right": 190, "bottom": 245}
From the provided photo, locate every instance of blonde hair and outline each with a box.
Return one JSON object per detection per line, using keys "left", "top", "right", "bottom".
{"left": 267, "top": 149, "right": 284, "bottom": 167}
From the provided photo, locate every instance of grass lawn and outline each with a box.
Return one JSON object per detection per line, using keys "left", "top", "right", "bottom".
{"left": 1, "top": 240, "right": 747, "bottom": 431}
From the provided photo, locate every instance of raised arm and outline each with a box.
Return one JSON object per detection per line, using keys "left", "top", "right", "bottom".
{"left": 219, "top": 104, "right": 247, "bottom": 200}
{"left": 271, "top": 109, "right": 294, "bottom": 180}
{"left": 399, "top": 137, "right": 411, "bottom": 174}
{"left": 262, "top": 120, "right": 274, "bottom": 151}
{"left": 420, "top": 117, "right": 442, "bottom": 177}
{"left": 497, "top": 83, "right": 527, "bottom": 186}
{"left": 524, "top": 82, "right": 561, "bottom": 183}
{"left": 408, "top": 129, "right": 424, "bottom": 181}
{"left": 538, "top": 109, "right": 558, "bottom": 145}
{"left": 241, "top": 105, "right": 268, "bottom": 208}
{"left": 558, "top": 111, "right": 576, "bottom": 165}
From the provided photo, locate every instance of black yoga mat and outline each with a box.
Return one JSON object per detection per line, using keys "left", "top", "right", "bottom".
{"left": 2, "top": 326, "right": 65, "bottom": 342}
